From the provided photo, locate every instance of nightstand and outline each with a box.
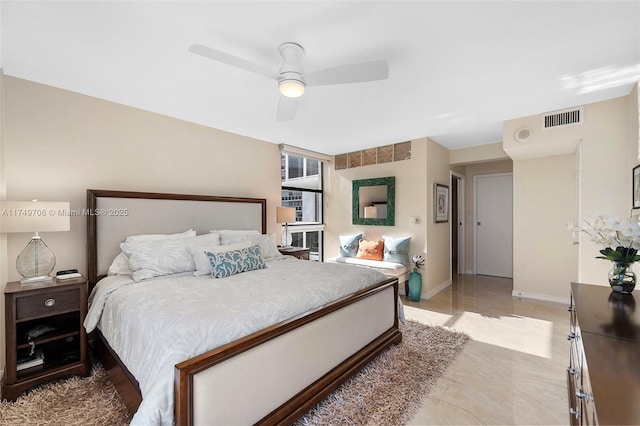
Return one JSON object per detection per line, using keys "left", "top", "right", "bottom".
{"left": 2, "top": 276, "right": 90, "bottom": 401}
{"left": 278, "top": 247, "right": 310, "bottom": 260}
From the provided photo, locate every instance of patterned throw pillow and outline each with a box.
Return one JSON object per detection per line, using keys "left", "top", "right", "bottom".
{"left": 206, "top": 244, "right": 267, "bottom": 278}
{"left": 382, "top": 235, "right": 411, "bottom": 267}
{"left": 190, "top": 238, "right": 245, "bottom": 277}
{"left": 339, "top": 233, "right": 362, "bottom": 257}
{"left": 355, "top": 239, "right": 384, "bottom": 261}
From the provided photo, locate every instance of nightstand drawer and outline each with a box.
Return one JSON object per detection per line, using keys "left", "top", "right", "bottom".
{"left": 16, "top": 289, "right": 80, "bottom": 321}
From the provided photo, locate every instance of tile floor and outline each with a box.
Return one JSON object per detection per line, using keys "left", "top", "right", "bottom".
{"left": 403, "top": 274, "right": 570, "bottom": 425}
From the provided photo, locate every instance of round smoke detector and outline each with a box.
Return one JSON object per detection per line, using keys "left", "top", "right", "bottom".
{"left": 514, "top": 127, "right": 532, "bottom": 142}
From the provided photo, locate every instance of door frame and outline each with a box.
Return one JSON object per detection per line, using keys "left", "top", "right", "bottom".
{"left": 473, "top": 172, "right": 513, "bottom": 275}
{"left": 451, "top": 171, "right": 465, "bottom": 276}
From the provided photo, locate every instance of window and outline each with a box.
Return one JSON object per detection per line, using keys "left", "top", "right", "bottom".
{"left": 281, "top": 153, "right": 324, "bottom": 260}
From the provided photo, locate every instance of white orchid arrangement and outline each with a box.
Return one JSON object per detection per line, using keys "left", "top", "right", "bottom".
{"left": 411, "top": 255, "right": 425, "bottom": 272}
{"left": 574, "top": 214, "right": 640, "bottom": 264}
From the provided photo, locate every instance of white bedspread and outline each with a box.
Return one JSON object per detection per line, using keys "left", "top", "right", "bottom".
{"left": 84, "top": 257, "right": 395, "bottom": 426}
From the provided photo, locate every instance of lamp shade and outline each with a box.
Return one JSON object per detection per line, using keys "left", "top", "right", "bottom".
{"left": 364, "top": 206, "right": 378, "bottom": 219}
{"left": 276, "top": 206, "right": 296, "bottom": 224}
{"left": 0, "top": 201, "right": 70, "bottom": 233}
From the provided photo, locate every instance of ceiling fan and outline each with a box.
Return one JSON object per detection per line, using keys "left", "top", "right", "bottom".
{"left": 188, "top": 42, "right": 389, "bottom": 121}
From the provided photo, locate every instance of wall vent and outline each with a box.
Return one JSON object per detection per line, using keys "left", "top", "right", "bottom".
{"left": 542, "top": 106, "right": 583, "bottom": 129}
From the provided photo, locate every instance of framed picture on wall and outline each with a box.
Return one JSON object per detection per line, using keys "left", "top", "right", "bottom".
{"left": 434, "top": 183, "right": 449, "bottom": 223}
{"left": 634, "top": 165, "right": 640, "bottom": 209}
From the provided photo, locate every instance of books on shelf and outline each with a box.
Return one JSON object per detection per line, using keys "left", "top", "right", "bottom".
{"left": 17, "top": 350, "right": 44, "bottom": 371}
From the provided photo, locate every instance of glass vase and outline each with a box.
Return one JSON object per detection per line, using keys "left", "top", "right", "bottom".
{"left": 608, "top": 262, "right": 637, "bottom": 294}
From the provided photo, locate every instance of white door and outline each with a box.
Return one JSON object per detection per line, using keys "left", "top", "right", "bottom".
{"left": 476, "top": 174, "right": 513, "bottom": 278}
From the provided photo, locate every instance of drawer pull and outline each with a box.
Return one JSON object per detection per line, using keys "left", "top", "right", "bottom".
{"left": 576, "top": 390, "right": 593, "bottom": 401}
{"left": 567, "top": 367, "right": 579, "bottom": 376}
{"left": 44, "top": 298, "right": 56, "bottom": 307}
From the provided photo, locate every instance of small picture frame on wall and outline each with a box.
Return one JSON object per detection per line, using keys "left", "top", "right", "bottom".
{"left": 434, "top": 183, "right": 449, "bottom": 223}
{"left": 634, "top": 165, "right": 640, "bottom": 209}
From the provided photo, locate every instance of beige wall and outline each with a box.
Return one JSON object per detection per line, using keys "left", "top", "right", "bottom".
{"left": 504, "top": 93, "right": 637, "bottom": 301}
{"left": 0, "top": 70, "right": 6, "bottom": 373}
{"left": 324, "top": 138, "right": 430, "bottom": 296}
{"left": 512, "top": 154, "right": 576, "bottom": 302}
{"left": 450, "top": 142, "right": 509, "bottom": 165}
{"left": 1, "top": 76, "right": 282, "bottom": 369}
{"left": 325, "top": 137, "right": 455, "bottom": 299}
{"left": 425, "top": 138, "right": 452, "bottom": 295}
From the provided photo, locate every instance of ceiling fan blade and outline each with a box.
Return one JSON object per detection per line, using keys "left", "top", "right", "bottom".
{"left": 277, "top": 96, "right": 298, "bottom": 121}
{"left": 188, "top": 44, "right": 277, "bottom": 80}
{"left": 305, "top": 60, "right": 389, "bottom": 86}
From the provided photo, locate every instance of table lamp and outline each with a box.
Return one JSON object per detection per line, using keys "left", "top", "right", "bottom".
{"left": 0, "top": 200, "right": 70, "bottom": 284}
{"left": 276, "top": 206, "right": 296, "bottom": 248}
{"left": 364, "top": 206, "right": 378, "bottom": 219}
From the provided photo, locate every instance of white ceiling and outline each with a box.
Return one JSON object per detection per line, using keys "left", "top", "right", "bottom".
{"left": 1, "top": 1, "right": 639, "bottom": 155}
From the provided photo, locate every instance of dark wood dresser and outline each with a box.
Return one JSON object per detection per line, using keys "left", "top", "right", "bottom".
{"left": 568, "top": 282, "right": 640, "bottom": 425}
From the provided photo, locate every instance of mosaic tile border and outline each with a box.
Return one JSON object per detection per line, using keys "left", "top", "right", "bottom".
{"left": 335, "top": 141, "right": 411, "bottom": 170}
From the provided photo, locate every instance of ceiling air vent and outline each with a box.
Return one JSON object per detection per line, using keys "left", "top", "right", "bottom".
{"left": 542, "top": 106, "right": 583, "bottom": 130}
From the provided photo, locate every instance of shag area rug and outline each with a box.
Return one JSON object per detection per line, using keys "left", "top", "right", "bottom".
{"left": 0, "top": 320, "right": 467, "bottom": 426}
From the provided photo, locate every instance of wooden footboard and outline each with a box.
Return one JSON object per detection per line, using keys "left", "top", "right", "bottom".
{"left": 175, "top": 278, "right": 401, "bottom": 426}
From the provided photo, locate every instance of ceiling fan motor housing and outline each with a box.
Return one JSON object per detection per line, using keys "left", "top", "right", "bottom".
{"left": 278, "top": 42, "right": 306, "bottom": 96}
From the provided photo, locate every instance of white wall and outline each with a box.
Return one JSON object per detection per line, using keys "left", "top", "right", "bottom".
{"left": 1, "top": 75, "right": 282, "bottom": 369}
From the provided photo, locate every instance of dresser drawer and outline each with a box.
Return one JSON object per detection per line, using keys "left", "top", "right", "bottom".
{"left": 15, "top": 289, "right": 80, "bottom": 321}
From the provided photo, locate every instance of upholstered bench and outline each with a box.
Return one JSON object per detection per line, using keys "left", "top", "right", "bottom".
{"left": 326, "top": 256, "right": 409, "bottom": 295}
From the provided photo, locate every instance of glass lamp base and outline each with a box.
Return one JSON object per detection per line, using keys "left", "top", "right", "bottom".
{"left": 20, "top": 275, "right": 53, "bottom": 284}
{"left": 16, "top": 235, "right": 56, "bottom": 282}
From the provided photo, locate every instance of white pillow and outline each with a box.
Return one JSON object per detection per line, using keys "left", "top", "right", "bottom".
{"left": 214, "top": 229, "right": 261, "bottom": 245}
{"left": 107, "top": 252, "right": 132, "bottom": 276}
{"left": 122, "top": 234, "right": 218, "bottom": 282}
{"left": 124, "top": 229, "right": 196, "bottom": 243}
{"left": 107, "top": 229, "right": 196, "bottom": 276}
{"left": 250, "top": 234, "right": 282, "bottom": 261}
{"left": 214, "top": 231, "right": 281, "bottom": 261}
{"left": 188, "top": 235, "right": 225, "bottom": 276}
{"left": 204, "top": 240, "right": 252, "bottom": 258}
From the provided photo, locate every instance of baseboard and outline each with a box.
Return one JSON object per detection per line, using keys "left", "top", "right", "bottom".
{"left": 465, "top": 269, "right": 474, "bottom": 275}
{"left": 424, "top": 279, "right": 452, "bottom": 299}
{"left": 511, "top": 289, "right": 570, "bottom": 305}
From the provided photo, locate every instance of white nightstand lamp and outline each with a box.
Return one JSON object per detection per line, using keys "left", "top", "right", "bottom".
{"left": 276, "top": 206, "right": 296, "bottom": 248}
{"left": 1, "top": 200, "right": 70, "bottom": 284}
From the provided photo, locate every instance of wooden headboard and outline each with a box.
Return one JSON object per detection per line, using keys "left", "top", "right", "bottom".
{"left": 86, "top": 189, "right": 267, "bottom": 291}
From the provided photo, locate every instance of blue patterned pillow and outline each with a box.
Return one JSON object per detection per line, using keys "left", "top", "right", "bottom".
{"left": 382, "top": 236, "right": 411, "bottom": 267}
{"left": 339, "top": 233, "right": 362, "bottom": 257}
{"left": 206, "top": 244, "right": 267, "bottom": 278}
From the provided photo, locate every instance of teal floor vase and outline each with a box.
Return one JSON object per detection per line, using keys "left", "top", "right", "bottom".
{"left": 408, "top": 271, "right": 422, "bottom": 302}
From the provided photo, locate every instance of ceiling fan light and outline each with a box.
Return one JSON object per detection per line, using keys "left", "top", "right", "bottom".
{"left": 279, "top": 79, "right": 306, "bottom": 98}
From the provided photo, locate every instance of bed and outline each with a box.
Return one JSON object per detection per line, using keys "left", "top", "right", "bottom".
{"left": 85, "top": 189, "right": 402, "bottom": 425}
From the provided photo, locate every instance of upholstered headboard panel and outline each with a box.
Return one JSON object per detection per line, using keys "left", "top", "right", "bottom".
{"left": 87, "top": 189, "right": 266, "bottom": 289}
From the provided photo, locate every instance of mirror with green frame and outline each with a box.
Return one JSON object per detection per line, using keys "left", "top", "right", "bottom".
{"left": 352, "top": 176, "right": 395, "bottom": 226}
